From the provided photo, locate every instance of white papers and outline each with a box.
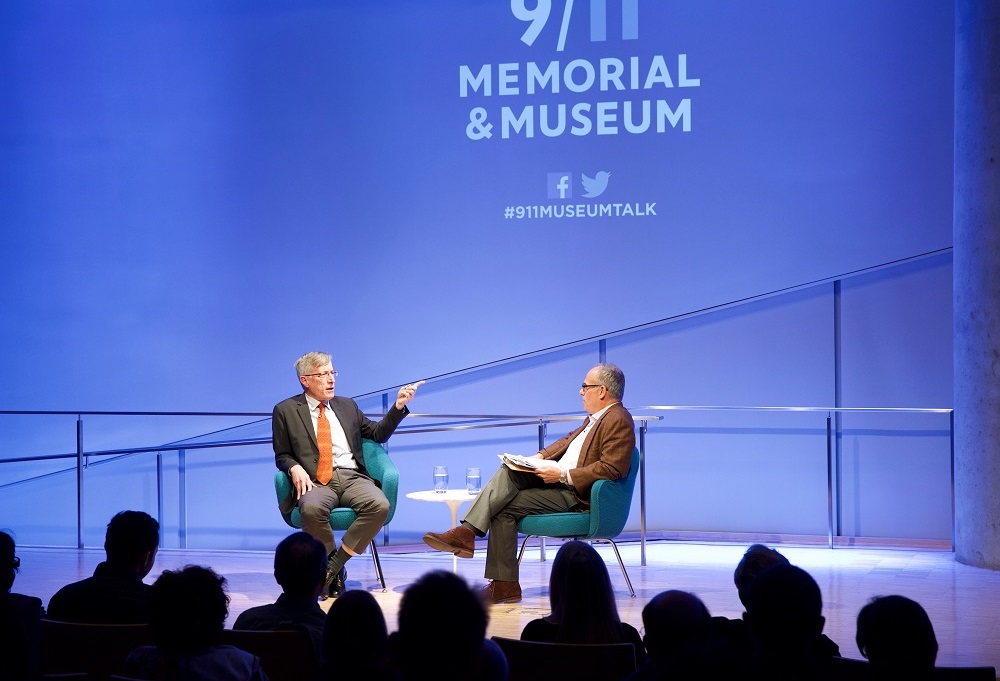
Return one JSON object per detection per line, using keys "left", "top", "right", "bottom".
{"left": 499, "top": 453, "right": 560, "bottom": 472}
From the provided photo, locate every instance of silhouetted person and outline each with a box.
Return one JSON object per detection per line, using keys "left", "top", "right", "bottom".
{"left": 625, "top": 589, "right": 714, "bottom": 680}
{"left": 856, "top": 594, "right": 938, "bottom": 680}
{"left": 0, "top": 529, "right": 45, "bottom": 681}
{"left": 321, "top": 589, "right": 393, "bottom": 680}
{"left": 734, "top": 543, "right": 789, "bottom": 607}
{"left": 520, "top": 539, "right": 645, "bottom": 666}
{"left": 123, "top": 565, "right": 269, "bottom": 681}
{"left": 47, "top": 509, "right": 159, "bottom": 623}
{"left": 233, "top": 532, "right": 327, "bottom": 668}
{"left": 712, "top": 543, "right": 839, "bottom": 673}
{"left": 742, "top": 562, "right": 834, "bottom": 680}
{"left": 389, "top": 569, "right": 507, "bottom": 681}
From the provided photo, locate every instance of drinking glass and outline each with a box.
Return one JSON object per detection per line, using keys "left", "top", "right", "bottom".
{"left": 466, "top": 467, "right": 481, "bottom": 495}
{"left": 433, "top": 465, "right": 449, "bottom": 493}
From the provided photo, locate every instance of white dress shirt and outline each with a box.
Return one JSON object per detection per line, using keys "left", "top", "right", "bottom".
{"left": 557, "top": 402, "right": 619, "bottom": 486}
{"left": 305, "top": 394, "right": 357, "bottom": 470}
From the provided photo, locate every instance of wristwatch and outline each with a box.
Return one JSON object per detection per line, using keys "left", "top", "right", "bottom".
{"left": 559, "top": 469, "right": 568, "bottom": 485}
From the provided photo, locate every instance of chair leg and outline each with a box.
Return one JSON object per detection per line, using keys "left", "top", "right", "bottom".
{"left": 516, "top": 534, "right": 534, "bottom": 564}
{"left": 369, "top": 541, "right": 386, "bottom": 592}
{"left": 601, "top": 538, "right": 635, "bottom": 598}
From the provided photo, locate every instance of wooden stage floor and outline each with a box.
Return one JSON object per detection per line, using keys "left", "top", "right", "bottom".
{"left": 14, "top": 537, "right": 1000, "bottom": 675}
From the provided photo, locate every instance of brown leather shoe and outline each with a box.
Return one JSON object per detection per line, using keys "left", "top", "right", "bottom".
{"left": 482, "top": 579, "right": 522, "bottom": 604}
{"left": 422, "top": 524, "right": 476, "bottom": 558}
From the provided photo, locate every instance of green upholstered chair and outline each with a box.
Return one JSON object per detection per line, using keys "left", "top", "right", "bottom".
{"left": 516, "top": 446, "right": 641, "bottom": 597}
{"left": 274, "top": 438, "right": 399, "bottom": 591}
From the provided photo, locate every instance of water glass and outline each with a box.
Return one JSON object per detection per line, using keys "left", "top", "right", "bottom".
{"left": 433, "top": 465, "right": 449, "bottom": 493}
{"left": 466, "top": 466, "right": 481, "bottom": 495}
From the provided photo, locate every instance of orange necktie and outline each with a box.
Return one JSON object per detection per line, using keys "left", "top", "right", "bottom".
{"left": 316, "top": 403, "right": 333, "bottom": 485}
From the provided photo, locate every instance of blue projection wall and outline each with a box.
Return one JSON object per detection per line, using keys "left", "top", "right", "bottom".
{"left": 0, "top": 0, "right": 952, "bottom": 413}
{"left": 0, "top": 2, "right": 956, "bottom": 548}
{"left": 334, "top": 0, "right": 953, "bottom": 387}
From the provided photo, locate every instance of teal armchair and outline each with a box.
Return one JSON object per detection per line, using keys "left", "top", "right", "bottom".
{"left": 274, "top": 438, "right": 399, "bottom": 591}
{"left": 516, "top": 446, "right": 641, "bottom": 596}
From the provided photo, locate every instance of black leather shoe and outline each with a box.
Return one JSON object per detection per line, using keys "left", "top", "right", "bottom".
{"left": 324, "top": 555, "right": 339, "bottom": 590}
{"left": 326, "top": 566, "right": 347, "bottom": 599}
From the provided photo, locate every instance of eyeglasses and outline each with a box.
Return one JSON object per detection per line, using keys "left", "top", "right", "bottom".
{"left": 11, "top": 556, "right": 20, "bottom": 569}
{"left": 303, "top": 370, "right": 338, "bottom": 379}
{"left": 581, "top": 384, "right": 603, "bottom": 391}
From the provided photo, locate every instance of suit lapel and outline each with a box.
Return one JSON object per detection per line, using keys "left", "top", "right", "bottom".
{"left": 328, "top": 398, "right": 362, "bottom": 464}
{"left": 295, "top": 395, "right": 317, "bottom": 448}
{"left": 579, "top": 406, "right": 616, "bottom": 464}
{"left": 579, "top": 418, "right": 598, "bottom": 464}
{"left": 328, "top": 398, "right": 353, "bottom": 433}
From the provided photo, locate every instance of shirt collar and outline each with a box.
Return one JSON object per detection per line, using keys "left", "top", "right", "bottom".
{"left": 304, "top": 393, "right": 327, "bottom": 411}
{"left": 589, "top": 402, "right": 619, "bottom": 423}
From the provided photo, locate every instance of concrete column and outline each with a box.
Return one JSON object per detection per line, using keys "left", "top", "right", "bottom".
{"left": 954, "top": 0, "right": 1000, "bottom": 569}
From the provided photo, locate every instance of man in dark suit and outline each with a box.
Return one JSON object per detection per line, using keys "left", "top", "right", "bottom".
{"left": 272, "top": 351, "right": 422, "bottom": 598}
{"left": 423, "top": 363, "right": 635, "bottom": 604}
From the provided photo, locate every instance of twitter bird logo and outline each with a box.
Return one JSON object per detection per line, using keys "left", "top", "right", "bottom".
{"left": 581, "top": 171, "right": 611, "bottom": 198}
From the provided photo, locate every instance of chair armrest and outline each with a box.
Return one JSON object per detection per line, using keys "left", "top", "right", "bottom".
{"left": 274, "top": 470, "right": 296, "bottom": 522}
{"left": 587, "top": 476, "right": 630, "bottom": 539}
{"left": 274, "top": 470, "right": 292, "bottom": 504}
{"left": 362, "top": 439, "right": 400, "bottom": 524}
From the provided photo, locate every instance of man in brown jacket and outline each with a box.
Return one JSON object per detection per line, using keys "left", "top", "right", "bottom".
{"left": 423, "top": 363, "right": 635, "bottom": 604}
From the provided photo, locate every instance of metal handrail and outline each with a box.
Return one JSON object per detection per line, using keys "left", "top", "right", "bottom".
{"left": 0, "top": 406, "right": 953, "bottom": 558}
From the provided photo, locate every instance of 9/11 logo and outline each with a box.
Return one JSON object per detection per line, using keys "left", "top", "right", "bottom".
{"left": 514, "top": 0, "right": 639, "bottom": 52}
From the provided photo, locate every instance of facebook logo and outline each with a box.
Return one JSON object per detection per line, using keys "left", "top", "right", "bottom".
{"left": 547, "top": 172, "right": 573, "bottom": 199}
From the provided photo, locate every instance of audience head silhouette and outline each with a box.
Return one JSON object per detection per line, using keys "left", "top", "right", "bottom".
{"left": 743, "top": 562, "right": 826, "bottom": 664}
{"left": 642, "top": 589, "right": 712, "bottom": 660}
{"left": 734, "top": 543, "right": 789, "bottom": 608}
{"left": 274, "top": 531, "right": 327, "bottom": 599}
{"left": 0, "top": 529, "right": 45, "bottom": 681}
{"left": 392, "top": 569, "right": 499, "bottom": 680}
{"left": 856, "top": 594, "right": 938, "bottom": 677}
{"left": 1, "top": 529, "right": 18, "bottom": 592}
{"left": 150, "top": 565, "right": 229, "bottom": 654}
{"left": 547, "top": 539, "right": 624, "bottom": 643}
{"left": 323, "top": 589, "right": 391, "bottom": 678}
{"left": 46, "top": 510, "right": 161, "bottom": 624}
{"left": 105, "top": 510, "right": 160, "bottom": 577}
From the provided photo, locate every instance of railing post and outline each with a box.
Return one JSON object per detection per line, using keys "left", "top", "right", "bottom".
{"left": 76, "top": 415, "right": 84, "bottom": 549}
{"left": 179, "top": 449, "right": 187, "bottom": 549}
{"left": 639, "top": 419, "right": 647, "bottom": 566}
{"left": 827, "top": 413, "right": 834, "bottom": 549}
{"left": 156, "top": 451, "right": 164, "bottom": 548}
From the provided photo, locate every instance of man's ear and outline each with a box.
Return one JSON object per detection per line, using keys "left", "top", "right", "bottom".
{"left": 816, "top": 615, "right": 826, "bottom": 636}
{"left": 139, "top": 550, "right": 156, "bottom": 578}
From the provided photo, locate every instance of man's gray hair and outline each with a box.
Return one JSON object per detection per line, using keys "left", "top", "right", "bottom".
{"left": 295, "top": 351, "right": 332, "bottom": 377}
{"left": 595, "top": 363, "right": 625, "bottom": 401}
